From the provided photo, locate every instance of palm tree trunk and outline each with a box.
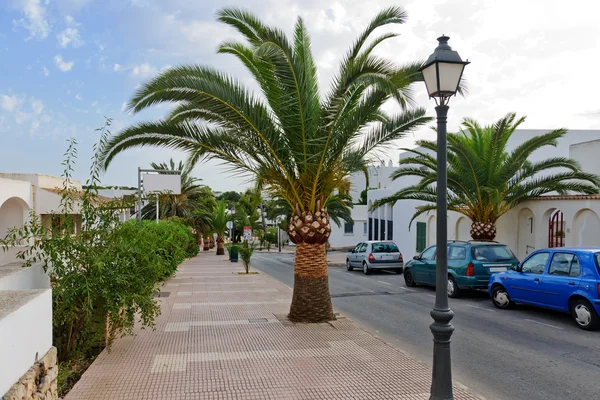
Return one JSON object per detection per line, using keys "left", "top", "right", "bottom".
{"left": 216, "top": 235, "right": 225, "bottom": 255}
{"left": 288, "top": 242, "right": 335, "bottom": 322}
{"left": 203, "top": 236, "right": 210, "bottom": 251}
{"left": 470, "top": 221, "right": 497, "bottom": 241}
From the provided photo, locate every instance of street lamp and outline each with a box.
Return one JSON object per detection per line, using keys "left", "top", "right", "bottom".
{"left": 419, "top": 35, "right": 469, "bottom": 400}
{"left": 231, "top": 205, "right": 236, "bottom": 244}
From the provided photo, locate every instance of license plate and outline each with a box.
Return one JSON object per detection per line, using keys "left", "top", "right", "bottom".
{"left": 488, "top": 267, "right": 507, "bottom": 273}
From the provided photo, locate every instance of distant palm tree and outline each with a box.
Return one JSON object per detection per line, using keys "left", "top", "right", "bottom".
{"left": 373, "top": 113, "right": 600, "bottom": 240}
{"left": 212, "top": 200, "right": 229, "bottom": 255}
{"left": 99, "top": 7, "right": 431, "bottom": 322}
{"left": 141, "top": 159, "right": 203, "bottom": 220}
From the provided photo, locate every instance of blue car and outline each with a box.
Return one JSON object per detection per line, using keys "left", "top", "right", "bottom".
{"left": 489, "top": 247, "right": 600, "bottom": 330}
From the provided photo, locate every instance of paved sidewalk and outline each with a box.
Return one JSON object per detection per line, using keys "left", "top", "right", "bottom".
{"left": 66, "top": 253, "right": 482, "bottom": 400}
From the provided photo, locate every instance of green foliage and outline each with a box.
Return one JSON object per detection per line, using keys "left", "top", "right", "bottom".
{"left": 265, "top": 227, "right": 277, "bottom": 245}
{"left": 373, "top": 113, "right": 600, "bottom": 227}
{"left": 358, "top": 189, "right": 368, "bottom": 205}
{"left": 0, "top": 119, "right": 196, "bottom": 366}
{"left": 212, "top": 200, "right": 229, "bottom": 236}
{"left": 238, "top": 240, "right": 258, "bottom": 273}
{"left": 99, "top": 6, "right": 432, "bottom": 217}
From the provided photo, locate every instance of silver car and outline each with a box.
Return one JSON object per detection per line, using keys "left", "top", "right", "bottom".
{"left": 346, "top": 241, "right": 404, "bottom": 275}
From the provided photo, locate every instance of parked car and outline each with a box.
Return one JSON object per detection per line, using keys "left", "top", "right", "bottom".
{"left": 346, "top": 241, "right": 404, "bottom": 275}
{"left": 489, "top": 247, "right": 600, "bottom": 330}
{"left": 403, "top": 241, "right": 519, "bottom": 298}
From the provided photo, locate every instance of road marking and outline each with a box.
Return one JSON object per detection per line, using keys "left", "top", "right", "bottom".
{"left": 465, "top": 304, "right": 496, "bottom": 313}
{"left": 395, "top": 286, "right": 414, "bottom": 292}
{"left": 525, "top": 319, "right": 564, "bottom": 330}
{"left": 427, "top": 294, "right": 436, "bottom": 298}
{"left": 377, "top": 280, "right": 391, "bottom": 285}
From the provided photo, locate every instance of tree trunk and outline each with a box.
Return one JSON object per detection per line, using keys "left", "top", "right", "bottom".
{"left": 216, "top": 235, "right": 225, "bottom": 255}
{"left": 203, "top": 236, "right": 210, "bottom": 251}
{"left": 288, "top": 242, "right": 335, "bottom": 322}
{"left": 470, "top": 221, "right": 497, "bottom": 241}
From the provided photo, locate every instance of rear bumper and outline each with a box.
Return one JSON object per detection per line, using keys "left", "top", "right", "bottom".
{"left": 456, "top": 276, "right": 490, "bottom": 290}
{"left": 367, "top": 261, "right": 404, "bottom": 270}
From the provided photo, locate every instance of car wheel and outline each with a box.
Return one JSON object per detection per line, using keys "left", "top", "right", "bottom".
{"left": 403, "top": 269, "right": 416, "bottom": 287}
{"left": 447, "top": 276, "right": 460, "bottom": 298}
{"left": 363, "top": 262, "right": 371, "bottom": 275}
{"left": 571, "top": 298, "right": 600, "bottom": 331}
{"left": 492, "top": 286, "right": 514, "bottom": 309}
{"left": 346, "top": 259, "right": 353, "bottom": 271}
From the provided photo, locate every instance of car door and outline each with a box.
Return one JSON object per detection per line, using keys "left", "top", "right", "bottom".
{"left": 357, "top": 243, "right": 368, "bottom": 265}
{"left": 542, "top": 252, "right": 582, "bottom": 311}
{"left": 507, "top": 251, "right": 550, "bottom": 304}
{"left": 414, "top": 246, "right": 436, "bottom": 284}
{"left": 349, "top": 243, "right": 363, "bottom": 266}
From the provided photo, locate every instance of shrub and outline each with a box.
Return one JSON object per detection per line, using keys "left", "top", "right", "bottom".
{"left": 238, "top": 241, "right": 258, "bottom": 273}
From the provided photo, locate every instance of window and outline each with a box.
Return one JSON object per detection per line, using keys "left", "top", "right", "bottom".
{"left": 521, "top": 252, "right": 549, "bottom": 274}
{"left": 352, "top": 243, "right": 362, "bottom": 253}
{"left": 387, "top": 220, "right": 393, "bottom": 240}
{"left": 471, "top": 245, "right": 515, "bottom": 262}
{"left": 569, "top": 255, "right": 581, "bottom": 277}
{"left": 448, "top": 246, "right": 467, "bottom": 260}
{"left": 372, "top": 242, "right": 399, "bottom": 253}
{"left": 344, "top": 222, "right": 354, "bottom": 235}
{"left": 363, "top": 222, "right": 368, "bottom": 235}
{"left": 594, "top": 253, "right": 600, "bottom": 274}
{"left": 416, "top": 222, "right": 427, "bottom": 252}
{"left": 358, "top": 243, "right": 368, "bottom": 253}
{"left": 549, "top": 253, "right": 573, "bottom": 276}
{"left": 420, "top": 246, "right": 436, "bottom": 260}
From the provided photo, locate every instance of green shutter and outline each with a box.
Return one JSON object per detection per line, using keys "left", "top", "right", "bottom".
{"left": 416, "top": 222, "right": 427, "bottom": 252}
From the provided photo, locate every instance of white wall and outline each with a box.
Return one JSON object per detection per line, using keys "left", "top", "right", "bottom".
{"left": 329, "top": 205, "right": 368, "bottom": 248}
{"left": 0, "top": 289, "right": 52, "bottom": 396}
{"left": 570, "top": 139, "right": 600, "bottom": 175}
{"left": 0, "top": 264, "right": 50, "bottom": 291}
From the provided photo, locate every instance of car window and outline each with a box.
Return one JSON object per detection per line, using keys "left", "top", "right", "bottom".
{"left": 359, "top": 243, "right": 368, "bottom": 253}
{"left": 521, "top": 252, "right": 549, "bottom": 274}
{"left": 569, "top": 255, "right": 581, "bottom": 277}
{"left": 353, "top": 243, "right": 362, "bottom": 253}
{"left": 420, "top": 246, "right": 436, "bottom": 260}
{"left": 372, "top": 242, "right": 398, "bottom": 253}
{"left": 448, "top": 246, "right": 467, "bottom": 260}
{"left": 471, "top": 245, "right": 515, "bottom": 261}
{"left": 594, "top": 253, "right": 600, "bottom": 274}
{"left": 549, "top": 253, "right": 574, "bottom": 276}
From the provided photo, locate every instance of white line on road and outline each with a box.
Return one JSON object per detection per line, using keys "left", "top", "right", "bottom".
{"left": 525, "top": 319, "right": 564, "bottom": 330}
{"left": 465, "top": 304, "right": 497, "bottom": 313}
{"left": 377, "top": 280, "right": 391, "bottom": 285}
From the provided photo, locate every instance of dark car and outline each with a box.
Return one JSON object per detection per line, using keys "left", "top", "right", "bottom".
{"left": 489, "top": 247, "right": 600, "bottom": 330}
{"left": 403, "top": 241, "right": 519, "bottom": 298}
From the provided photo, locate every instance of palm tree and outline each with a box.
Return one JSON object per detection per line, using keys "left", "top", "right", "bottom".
{"left": 99, "top": 7, "right": 432, "bottom": 322}
{"left": 373, "top": 113, "right": 600, "bottom": 240}
{"left": 212, "top": 200, "right": 229, "bottom": 255}
{"left": 141, "top": 159, "right": 204, "bottom": 219}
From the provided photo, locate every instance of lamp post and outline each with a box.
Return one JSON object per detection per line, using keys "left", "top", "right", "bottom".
{"left": 231, "top": 205, "right": 236, "bottom": 244}
{"left": 418, "top": 35, "right": 469, "bottom": 400}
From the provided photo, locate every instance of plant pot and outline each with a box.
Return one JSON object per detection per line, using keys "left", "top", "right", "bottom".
{"left": 230, "top": 244, "right": 239, "bottom": 262}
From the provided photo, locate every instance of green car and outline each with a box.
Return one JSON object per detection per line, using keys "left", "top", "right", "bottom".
{"left": 403, "top": 241, "right": 520, "bottom": 298}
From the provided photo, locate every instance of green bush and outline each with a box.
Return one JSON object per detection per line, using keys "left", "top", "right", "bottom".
{"left": 238, "top": 241, "right": 257, "bottom": 273}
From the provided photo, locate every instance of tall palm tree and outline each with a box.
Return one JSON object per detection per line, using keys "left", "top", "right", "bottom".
{"left": 212, "top": 200, "right": 229, "bottom": 255}
{"left": 141, "top": 159, "right": 204, "bottom": 219}
{"left": 373, "top": 113, "right": 600, "bottom": 240}
{"left": 99, "top": 7, "right": 432, "bottom": 322}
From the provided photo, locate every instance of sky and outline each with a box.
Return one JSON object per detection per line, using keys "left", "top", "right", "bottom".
{"left": 1, "top": 0, "right": 599, "bottom": 192}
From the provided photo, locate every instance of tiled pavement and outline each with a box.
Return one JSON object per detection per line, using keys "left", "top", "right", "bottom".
{"left": 65, "top": 253, "right": 483, "bottom": 400}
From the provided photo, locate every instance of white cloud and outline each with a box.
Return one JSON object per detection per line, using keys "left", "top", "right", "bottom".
{"left": 91, "top": 101, "right": 98, "bottom": 107}
{"left": 31, "top": 98, "right": 44, "bottom": 114}
{"left": 113, "top": 63, "right": 121, "bottom": 71}
{"left": 42, "top": 66, "right": 49, "bottom": 76}
{"left": 12, "top": 0, "right": 51, "bottom": 40}
{"left": 131, "top": 63, "right": 157, "bottom": 78}
{"left": 15, "top": 110, "right": 32, "bottom": 124}
{"left": 58, "top": 27, "right": 83, "bottom": 48}
{"left": 75, "top": 94, "right": 82, "bottom": 101}
{"left": 1, "top": 95, "right": 22, "bottom": 112}
{"left": 54, "top": 55, "right": 74, "bottom": 72}
{"left": 31, "top": 120, "right": 40, "bottom": 132}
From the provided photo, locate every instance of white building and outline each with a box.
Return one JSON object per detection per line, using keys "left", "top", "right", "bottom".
{"left": 368, "top": 130, "right": 600, "bottom": 260}
{"left": 328, "top": 162, "right": 397, "bottom": 249}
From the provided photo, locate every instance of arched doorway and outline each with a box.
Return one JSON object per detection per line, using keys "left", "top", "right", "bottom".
{"left": 517, "top": 208, "right": 535, "bottom": 259}
{"left": 0, "top": 197, "right": 29, "bottom": 239}
{"left": 427, "top": 215, "right": 436, "bottom": 247}
{"left": 573, "top": 209, "right": 600, "bottom": 247}
{"left": 455, "top": 217, "right": 470, "bottom": 241}
{"left": 548, "top": 209, "right": 565, "bottom": 248}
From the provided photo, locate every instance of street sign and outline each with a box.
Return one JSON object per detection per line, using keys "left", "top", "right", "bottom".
{"left": 226, "top": 221, "right": 233, "bottom": 230}
{"left": 243, "top": 226, "right": 252, "bottom": 241}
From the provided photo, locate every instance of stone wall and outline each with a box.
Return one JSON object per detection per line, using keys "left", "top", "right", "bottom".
{"left": 2, "top": 347, "right": 57, "bottom": 400}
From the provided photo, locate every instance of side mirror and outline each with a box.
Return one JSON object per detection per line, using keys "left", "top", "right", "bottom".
{"left": 348, "top": 249, "right": 353, "bottom": 253}
{"left": 413, "top": 255, "right": 420, "bottom": 260}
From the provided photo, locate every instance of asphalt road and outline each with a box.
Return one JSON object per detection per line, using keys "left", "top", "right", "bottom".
{"left": 253, "top": 252, "right": 600, "bottom": 400}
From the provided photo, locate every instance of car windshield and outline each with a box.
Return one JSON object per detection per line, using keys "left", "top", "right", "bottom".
{"left": 594, "top": 253, "right": 600, "bottom": 274}
{"left": 471, "top": 245, "right": 515, "bottom": 262}
{"left": 372, "top": 242, "right": 399, "bottom": 253}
